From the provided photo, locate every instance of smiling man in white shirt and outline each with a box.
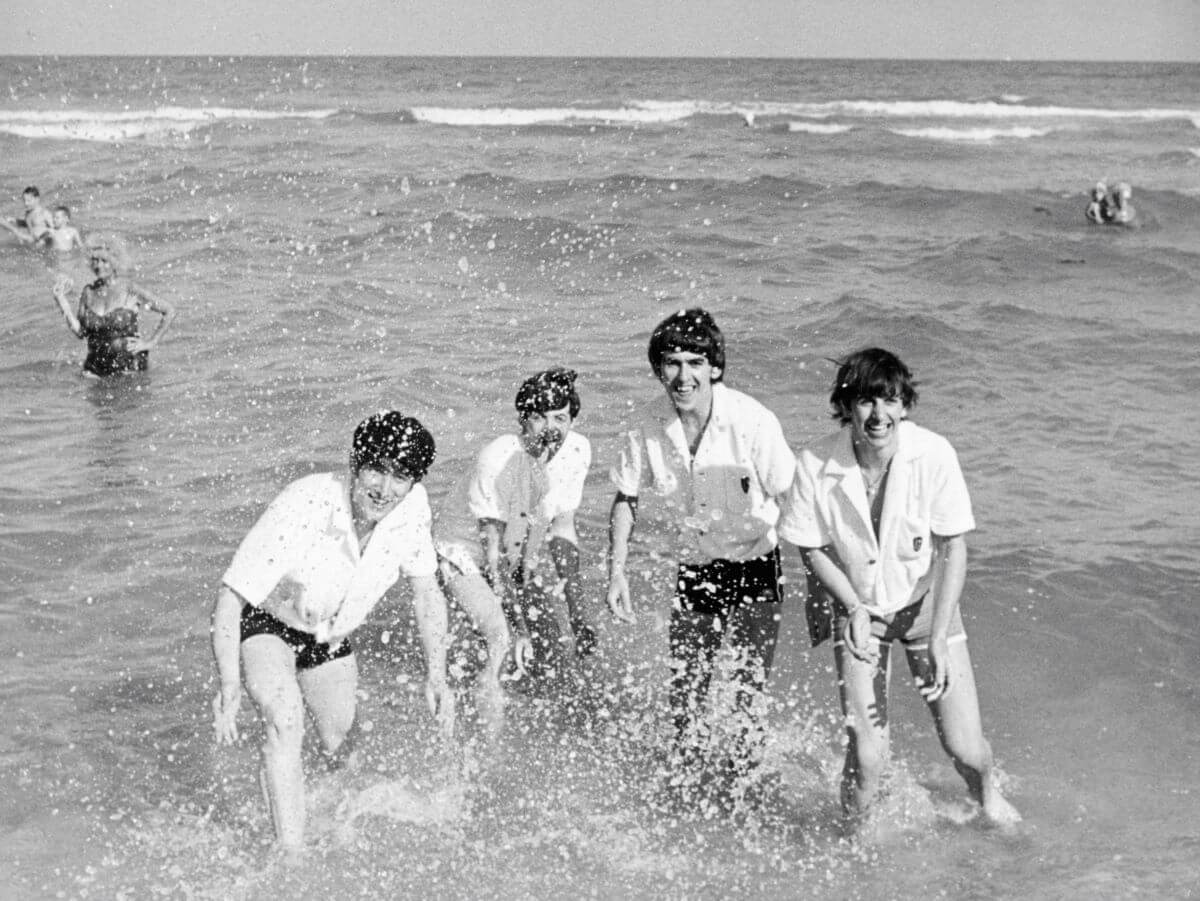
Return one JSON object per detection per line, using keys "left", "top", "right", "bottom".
{"left": 606, "top": 309, "right": 796, "bottom": 789}
{"left": 780, "top": 348, "right": 1020, "bottom": 830}
{"left": 210, "top": 411, "right": 455, "bottom": 851}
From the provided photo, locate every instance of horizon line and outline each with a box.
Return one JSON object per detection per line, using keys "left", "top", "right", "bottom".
{"left": 2, "top": 52, "right": 1198, "bottom": 64}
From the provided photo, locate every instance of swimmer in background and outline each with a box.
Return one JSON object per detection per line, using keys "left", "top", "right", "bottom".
{"left": 1, "top": 186, "right": 53, "bottom": 244}
{"left": 1084, "top": 182, "right": 1107, "bottom": 224}
{"left": 1103, "top": 182, "right": 1136, "bottom": 225}
{"left": 37, "top": 205, "right": 86, "bottom": 254}
{"left": 212, "top": 412, "right": 456, "bottom": 852}
{"left": 50, "top": 233, "right": 176, "bottom": 377}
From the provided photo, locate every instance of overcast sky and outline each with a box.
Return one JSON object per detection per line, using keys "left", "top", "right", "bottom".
{"left": 6, "top": 0, "right": 1199, "bottom": 60}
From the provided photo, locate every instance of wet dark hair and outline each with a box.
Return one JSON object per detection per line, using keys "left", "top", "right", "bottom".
{"left": 53, "top": 205, "right": 71, "bottom": 217}
{"left": 647, "top": 307, "right": 725, "bottom": 381}
{"left": 514, "top": 368, "right": 581, "bottom": 420}
{"left": 829, "top": 348, "right": 919, "bottom": 425}
{"left": 350, "top": 411, "right": 436, "bottom": 481}
{"left": 23, "top": 186, "right": 40, "bottom": 198}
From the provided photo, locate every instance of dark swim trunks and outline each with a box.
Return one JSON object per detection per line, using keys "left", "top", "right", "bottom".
{"left": 240, "top": 603, "right": 353, "bottom": 670}
{"left": 674, "top": 547, "right": 783, "bottom": 617}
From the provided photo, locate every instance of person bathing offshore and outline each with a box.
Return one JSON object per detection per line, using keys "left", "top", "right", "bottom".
{"left": 50, "top": 233, "right": 176, "bottom": 377}
{"left": 779, "top": 348, "right": 1020, "bottom": 830}
{"left": 606, "top": 309, "right": 796, "bottom": 787}
{"left": 1, "top": 186, "right": 53, "bottom": 244}
{"left": 434, "top": 368, "right": 596, "bottom": 683}
{"left": 211, "top": 412, "right": 456, "bottom": 851}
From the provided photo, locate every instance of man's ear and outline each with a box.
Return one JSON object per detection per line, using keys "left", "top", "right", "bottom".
{"left": 711, "top": 366, "right": 723, "bottom": 381}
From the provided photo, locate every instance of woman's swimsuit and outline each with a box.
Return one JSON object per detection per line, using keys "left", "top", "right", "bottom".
{"left": 78, "top": 292, "right": 148, "bottom": 376}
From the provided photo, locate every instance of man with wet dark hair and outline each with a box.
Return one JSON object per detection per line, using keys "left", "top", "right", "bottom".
{"left": 781, "top": 348, "right": 1020, "bottom": 830}
{"left": 211, "top": 411, "right": 454, "bottom": 851}
{"left": 607, "top": 309, "right": 796, "bottom": 789}
{"left": 435, "top": 368, "right": 596, "bottom": 683}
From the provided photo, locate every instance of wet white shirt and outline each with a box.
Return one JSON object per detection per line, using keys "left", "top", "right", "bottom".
{"left": 222, "top": 471, "right": 438, "bottom": 636}
{"left": 779, "top": 421, "right": 975, "bottom": 616}
{"left": 610, "top": 383, "right": 796, "bottom": 564}
{"left": 434, "top": 431, "right": 591, "bottom": 572}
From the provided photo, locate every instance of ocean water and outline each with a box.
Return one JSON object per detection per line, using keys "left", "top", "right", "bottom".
{"left": 1, "top": 56, "right": 1198, "bottom": 900}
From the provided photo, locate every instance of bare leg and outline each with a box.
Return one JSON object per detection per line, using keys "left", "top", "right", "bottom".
{"left": 834, "top": 638, "right": 892, "bottom": 824}
{"left": 298, "top": 654, "right": 359, "bottom": 765}
{"left": 242, "top": 635, "right": 308, "bottom": 849}
{"left": 906, "top": 640, "right": 1020, "bottom": 825}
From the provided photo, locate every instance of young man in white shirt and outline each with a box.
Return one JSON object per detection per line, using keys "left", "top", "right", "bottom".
{"left": 780, "top": 348, "right": 1020, "bottom": 829}
{"left": 435, "top": 368, "right": 596, "bottom": 684}
{"left": 606, "top": 309, "right": 796, "bottom": 785}
{"left": 211, "top": 412, "right": 455, "bottom": 851}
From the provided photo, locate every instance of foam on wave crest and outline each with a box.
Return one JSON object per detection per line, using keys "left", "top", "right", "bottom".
{"left": 0, "top": 106, "right": 338, "bottom": 142}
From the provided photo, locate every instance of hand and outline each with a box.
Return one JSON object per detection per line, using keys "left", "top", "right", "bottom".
{"left": 212, "top": 687, "right": 240, "bottom": 745}
{"left": 919, "top": 634, "right": 951, "bottom": 703}
{"left": 124, "top": 335, "right": 154, "bottom": 353}
{"left": 605, "top": 570, "right": 635, "bottom": 624}
{"left": 424, "top": 678, "right": 455, "bottom": 738}
{"left": 52, "top": 275, "right": 74, "bottom": 299}
{"left": 843, "top": 606, "right": 878, "bottom": 665}
{"left": 508, "top": 631, "right": 534, "bottom": 679}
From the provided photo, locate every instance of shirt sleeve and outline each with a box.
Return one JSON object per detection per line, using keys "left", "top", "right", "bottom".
{"left": 928, "top": 441, "right": 976, "bottom": 536}
{"left": 467, "top": 437, "right": 514, "bottom": 523}
{"left": 776, "top": 450, "right": 830, "bottom": 548}
{"left": 753, "top": 408, "right": 797, "bottom": 498}
{"left": 609, "top": 428, "right": 643, "bottom": 497}
{"left": 391, "top": 487, "right": 440, "bottom": 578}
{"left": 221, "top": 477, "right": 321, "bottom": 606}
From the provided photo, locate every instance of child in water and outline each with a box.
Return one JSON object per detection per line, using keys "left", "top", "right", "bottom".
{"left": 1085, "top": 182, "right": 1107, "bottom": 224}
{"left": 38, "top": 206, "right": 86, "bottom": 253}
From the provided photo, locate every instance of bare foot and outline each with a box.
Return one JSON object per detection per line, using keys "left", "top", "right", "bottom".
{"left": 981, "top": 786, "right": 1022, "bottom": 829}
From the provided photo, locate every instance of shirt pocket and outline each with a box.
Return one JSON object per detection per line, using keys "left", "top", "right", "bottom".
{"left": 894, "top": 515, "right": 931, "bottom": 561}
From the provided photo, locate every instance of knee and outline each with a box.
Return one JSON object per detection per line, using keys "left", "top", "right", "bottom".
{"left": 260, "top": 696, "right": 305, "bottom": 749}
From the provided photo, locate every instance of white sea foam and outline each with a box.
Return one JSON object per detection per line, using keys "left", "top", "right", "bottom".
{"left": 889, "top": 125, "right": 1053, "bottom": 142}
{"left": 0, "top": 106, "right": 337, "bottom": 142}
{"left": 411, "top": 98, "right": 1200, "bottom": 128}
{"left": 786, "top": 121, "right": 853, "bottom": 134}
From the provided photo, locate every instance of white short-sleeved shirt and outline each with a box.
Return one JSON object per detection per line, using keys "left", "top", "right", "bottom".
{"left": 434, "top": 431, "right": 591, "bottom": 573}
{"left": 222, "top": 471, "right": 438, "bottom": 636}
{"left": 610, "top": 383, "right": 796, "bottom": 564}
{"left": 778, "top": 421, "right": 975, "bottom": 616}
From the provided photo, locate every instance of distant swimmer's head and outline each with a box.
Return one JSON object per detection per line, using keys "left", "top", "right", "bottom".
{"left": 86, "top": 233, "right": 132, "bottom": 277}
{"left": 1091, "top": 182, "right": 1107, "bottom": 201}
{"left": 1115, "top": 182, "right": 1132, "bottom": 200}
{"left": 829, "top": 347, "right": 919, "bottom": 426}
{"left": 350, "top": 411, "right": 436, "bottom": 483}
{"left": 648, "top": 307, "right": 725, "bottom": 382}
{"left": 515, "top": 368, "right": 580, "bottom": 458}
{"left": 52, "top": 206, "right": 71, "bottom": 228}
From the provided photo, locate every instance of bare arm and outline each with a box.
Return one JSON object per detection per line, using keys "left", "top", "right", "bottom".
{"left": 549, "top": 516, "right": 595, "bottom": 654}
{"left": 210, "top": 585, "right": 245, "bottom": 744}
{"left": 409, "top": 573, "right": 455, "bottom": 736}
{"left": 605, "top": 492, "right": 637, "bottom": 623}
{"left": 922, "top": 533, "right": 968, "bottom": 701}
{"left": 51, "top": 278, "right": 84, "bottom": 337}
{"left": 1, "top": 219, "right": 35, "bottom": 244}
{"left": 479, "top": 517, "right": 528, "bottom": 637}
{"left": 127, "top": 284, "right": 176, "bottom": 351}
